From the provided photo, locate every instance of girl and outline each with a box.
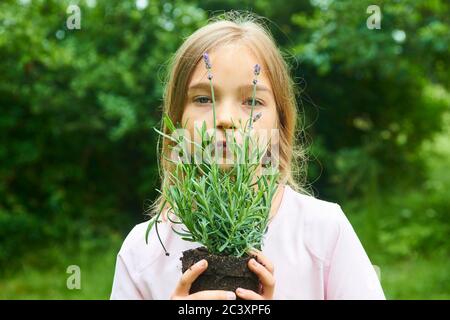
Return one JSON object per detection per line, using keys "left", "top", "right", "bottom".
{"left": 110, "top": 13, "right": 385, "bottom": 300}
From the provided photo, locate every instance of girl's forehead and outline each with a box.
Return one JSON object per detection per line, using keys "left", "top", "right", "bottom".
{"left": 189, "top": 44, "right": 272, "bottom": 89}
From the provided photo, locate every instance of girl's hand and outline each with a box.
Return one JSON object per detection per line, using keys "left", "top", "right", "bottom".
{"left": 236, "top": 248, "right": 275, "bottom": 300}
{"left": 170, "top": 259, "right": 237, "bottom": 300}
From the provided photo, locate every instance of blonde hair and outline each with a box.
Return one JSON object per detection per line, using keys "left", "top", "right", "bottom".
{"left": 148, "top": 11, "right": 311, "bottom": 217}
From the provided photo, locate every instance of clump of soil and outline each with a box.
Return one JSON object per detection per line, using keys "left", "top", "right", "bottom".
{"left": 180, "top": 246, "right": 259, "bottom": 299}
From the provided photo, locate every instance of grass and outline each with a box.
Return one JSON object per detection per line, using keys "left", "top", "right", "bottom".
{"left": 344, "top": 206, "right": 450, "bottom": 300}
{"left": 380, "top": 254, "right": 450, "bottom": 299}
{"left": 0, "top": 234, "right": 122, "bottom": 299}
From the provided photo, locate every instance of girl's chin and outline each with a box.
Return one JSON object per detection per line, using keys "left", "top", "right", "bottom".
{"left": 217, "top": 162, "right": 235, "bottom": 171}
{"left": 209, "top": 153, "right": 237, "bottom": 170}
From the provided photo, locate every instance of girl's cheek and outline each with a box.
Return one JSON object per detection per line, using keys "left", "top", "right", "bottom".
{"left": 254, "top": 109, "right": 277, "bottom": 130}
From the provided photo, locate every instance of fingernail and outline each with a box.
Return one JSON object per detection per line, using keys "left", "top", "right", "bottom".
{"left": 251, "top": 259, "right": 258, "bottom": 266}
{"left": 227, "top": 292, "right": 236, "bottom": 300}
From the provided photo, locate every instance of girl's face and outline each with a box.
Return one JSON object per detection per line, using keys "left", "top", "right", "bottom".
{"left": 181, "top": 44, "right": 278, "bottom": 166}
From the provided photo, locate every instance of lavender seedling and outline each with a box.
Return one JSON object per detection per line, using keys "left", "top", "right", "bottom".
{"left": 146, "top": 52, "right": 280, "bottom": 258}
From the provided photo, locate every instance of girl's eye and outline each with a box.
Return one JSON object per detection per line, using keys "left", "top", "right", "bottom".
{"left": 244, "top": 98, "right": 264, "bottom": 107}
{"left": 193, "top": 96, "right": 212, "bottom": 104}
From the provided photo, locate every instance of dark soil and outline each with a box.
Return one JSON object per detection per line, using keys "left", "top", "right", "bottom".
{"left": 180, "top": 246, "right": 259, "bottom": 299}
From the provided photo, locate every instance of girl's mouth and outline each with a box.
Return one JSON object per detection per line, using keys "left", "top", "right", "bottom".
{"left": 215, "top": 140, "right": 231, "bottom": 159}
{"left": 216, "top": 140, "right": 227, "bottom": 149}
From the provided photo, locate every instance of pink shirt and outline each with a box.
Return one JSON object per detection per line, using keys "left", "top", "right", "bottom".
{"left": 110, "top": 185, "right": 385, "bottom": 299}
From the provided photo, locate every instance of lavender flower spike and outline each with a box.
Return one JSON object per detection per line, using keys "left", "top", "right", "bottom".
{"left": 254, "top": 64, "right": 261, "bottom": 76}
{"left": 203, "top": 52, "right": 212, "bottom": 69}
{"left": 252, "top": 112, "right": 262, "bottom": 123}
{"left": 248, "top": 112, "right": 263, "bottom": 130}
{"left": 203, "top": 52, "right": 213, "bottom": 80}
{"left": 202, "top": 52, "right": 216, "bottom": 128}
{"left": 252, "top": 64, "right": 261, "bottom": 85}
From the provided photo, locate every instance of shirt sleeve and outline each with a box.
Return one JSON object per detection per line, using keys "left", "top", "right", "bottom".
{"left": 325, "top": 205, "right": 386, "bottom": 300}
{"left": 110, "top": 252, "right": 146, "bottom": 300}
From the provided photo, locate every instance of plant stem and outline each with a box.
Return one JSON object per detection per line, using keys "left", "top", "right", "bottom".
{"left": 209, "top": 78, "right": 216, "bottom": 131}
{"left": 249, "top": 81, "right": 257, "bottom": 129}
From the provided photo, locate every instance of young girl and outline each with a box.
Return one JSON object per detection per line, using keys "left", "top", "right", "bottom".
{"left": 110, "top": 14, "right": 385, "bottom": 300}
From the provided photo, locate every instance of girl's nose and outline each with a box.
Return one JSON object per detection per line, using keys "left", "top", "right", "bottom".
{"left": 215, "top": 101, "right": 239, "bottom": 130}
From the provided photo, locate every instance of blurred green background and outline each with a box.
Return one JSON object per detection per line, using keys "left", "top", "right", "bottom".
{"left": 0, "top": 0, "right": 449, "bottom": 299}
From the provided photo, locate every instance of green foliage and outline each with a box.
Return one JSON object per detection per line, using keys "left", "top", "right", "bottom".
{"left": 0, "top": 0, "right": 205, "bottom": 266}
{"left": 286, "top": 0, "right": 450, "bottom": 198}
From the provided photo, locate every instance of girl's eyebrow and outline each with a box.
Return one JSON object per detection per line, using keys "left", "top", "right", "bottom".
{"left": 188, "top": 82, "right": 272, "bottom": 94}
